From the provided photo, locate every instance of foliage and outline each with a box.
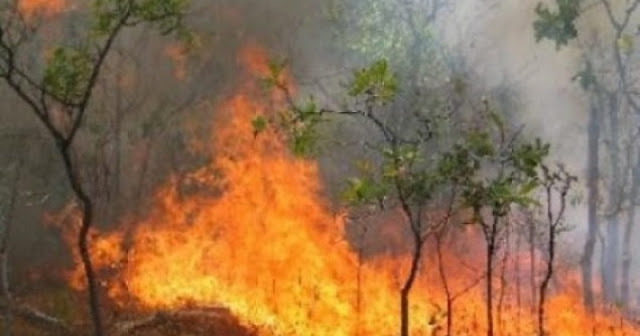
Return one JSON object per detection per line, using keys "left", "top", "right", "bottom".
{"left": 533, "top": 0, "right": 582, "bottom": 48}
{"left": 267, "top": 59, "right": 553, "bottom": 224}
{"left": 328, "top": 0, "right": 448, "bottom": 97}
{"left": 349, "top": 59, "right": 397, "bottom": 103}
{"left": 92, "top": 0, "right": 189, "bottom": 36}
{"left": 571, "top": 61, "right": 596, "bottom": 90}
{"left": 0, "top": 1, "right": 192, "bottom": 335}
{"left": 43, "top": 47, "right": 93, "bottom": 103}
{"left": 41, "top": 0, "right": 191, "bottom": 105}
{"left": 447, "top": 115, "right": 550, "bottom": 220}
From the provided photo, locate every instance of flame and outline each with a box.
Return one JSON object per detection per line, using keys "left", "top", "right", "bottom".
{"left": 165, "top": 42, "right": 189, "bottom": 81}
{"left": 51, "top": 43, "right": 640, "bottom": 335}
{"left": 17, "top": 0, "right": 66, "bottom": 18}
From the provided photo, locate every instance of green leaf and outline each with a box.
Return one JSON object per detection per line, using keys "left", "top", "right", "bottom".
{"left": 348, "top": 59, "right": 398, "bottom": 103}
{"left": 519, "top": 180, "right": 539, "bottom": 196}
{"left": 533, "top": 0, "right": 581, "bottom": 49}
{"left": 617, "top": 34, "right": 634, "bottom": 55}
{"left": 43, "top": 47, "right": 92, "bottom": 103}
{"left": 251, "top": 115, "right": 267, "bottom": 135}
{"left": 342, "top": 177, "right": 388, "bottom": 205}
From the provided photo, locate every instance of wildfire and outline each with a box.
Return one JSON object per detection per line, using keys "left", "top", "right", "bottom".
{"left": 50, "top": 43, "right": 640, "bottom": 335}
{"left": 165, "top": 42, "right": 189, "bottom": 81}
{"left": 17, "top": 0, "right": 66, "bottom": 19}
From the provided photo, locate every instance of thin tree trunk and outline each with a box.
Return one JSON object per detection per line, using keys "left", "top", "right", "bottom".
{"left": 538, "top": 240, "right": 553, "bottom": 336}
{"left": 529, "top": 213, "right": 537, "bottom": 314}
{"left": 604, "top": 216, "right": 620, "bottom": 303}
{"left": 0, "top": 160, "right": 22, "bottom": 336}
{"left": 497, "top": 228, "right": 510, "bottom": 333}
{"left": 111, "top": 62, "right": 124, "bottom": 224}
{"left": 602, "top": 94, "right": 621, "bottom": 303}
{"left": 60, "top": 147, "right": 103, "bottom": 336}
{"left": 538, "top": 181, "right": 556, "bottom": 336}
{"left": 621, "top": 150, "right": 640, "bottom": 307}
{"left": 515, "top": 229, "right": 522, "bottom": 336}
{"left": 436, "top": 233, "right": 453, "bottom": 336}
{"left": 581, "top": 101, "right": 600, "bottom": 312}
{"left": 355, "top": 223, "right": 368, "bottom": 336}
{"left": 487, "top": 239, "right": 495, "bottom": 336}
{"left": 485, "top": 218, "right": 499, "bottom": 336}
{"left": 400, "top": 229, "right": 423, "bottom": 336}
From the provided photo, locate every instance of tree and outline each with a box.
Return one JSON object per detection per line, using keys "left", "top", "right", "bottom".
{"left": 449, "top": 108, "right": 551, "bottom": 336}
{"left": 261, "top": 58, "right": 451, "bottom": 336}
{"left": 0, "top": 1, "right": 191, "bottom": 334}
{"left": 534, "top": 0, "right": 640, "bottom": 309}
{"left": 263, "top": 56, "right": 557, "bottom": 336}
{"left": 537, "top": 164, "right": 575, "bottom": 336}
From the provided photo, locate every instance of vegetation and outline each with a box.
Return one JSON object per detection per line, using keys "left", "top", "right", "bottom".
{"left": 0, "top": 0, "right": 638, "bottom": 335}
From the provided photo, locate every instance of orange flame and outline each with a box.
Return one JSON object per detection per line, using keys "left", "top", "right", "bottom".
{"left": 52, "top": 43, "right": 640, "bottom": 335}
{"left": 165, "top": 42, "right": 189, "bottom": 81}
{"left": 18, "top": 0, "right": 66, "bottom": 19}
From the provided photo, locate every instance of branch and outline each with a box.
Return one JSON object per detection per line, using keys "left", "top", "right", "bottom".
{"left": 600, "top": 0, "right": 640, "bottom": 113}
{"left": 64, "top": 7, "right": 133, "bottom": 149}
{"left": 0, "top": 300, "right": 71, "bottom": 334}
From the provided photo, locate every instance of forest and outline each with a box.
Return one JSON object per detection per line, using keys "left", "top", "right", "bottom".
{"left": 0, "top": 0, "right": 639, "bottom": 335}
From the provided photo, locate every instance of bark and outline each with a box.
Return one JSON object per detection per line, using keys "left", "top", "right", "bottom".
{"left": 485, "top": 217, "right": 499, "bottom": 336}
{"left": 436, "top": 233, "right": 453, "bottom": 336}
{"left": 110, "top": 55, "right": 125, "bottom": 223}
{"left": 621, "top": 153, "right": 640, "bottom": 307}
{"left": 515, "top": 229, "right": 522, "bottom": 336}
{"left": 497, "top": 228, "right": 510, "bottom": 334}
{"left": 603, "top": 216, "right": 620, "bottom": 302}
{"left": 581, "top": 101, "right": 600, "bottom": 312}
{"left": 538, "top": 174, "right": 571, "bottom": 336}
{"left": 59, "top": 148, "right": 103, "bottom": 336}
{"left": 400, "top": 229, "right": 424, "bottom": 336}
{"left": 603, "top": 95, "right": 621, "bottom": 303}
{"left": 0, "top": 160, "right": 21, "bottom": 336}
{"left": 538, "top": 237, "right": 553, "bottom": 336}
{"left": 355, "top": 222, "right": 368, "bottom": 336}
{"left": 486, "top": 239, "right": 496, "bottom": 336}
{"left": 529, "top": 213, "right": 537, "bottom": 314}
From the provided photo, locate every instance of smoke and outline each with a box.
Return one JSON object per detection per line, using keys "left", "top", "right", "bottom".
{"left": 4, "top": 0, "right": 638, "bottom": 311}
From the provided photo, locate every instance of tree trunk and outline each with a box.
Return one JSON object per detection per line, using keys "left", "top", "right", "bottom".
{"left": 581, "top": 101, "right": 600, "bottom": 311}
{"left": 111, "top": 65, "right": 123, "bottom": 224}
{"left": 436, "top": 233, "right": 453, "bottom": 336}
{"left": 515, "top": 230, "right": 522, "bottom": 336}
{"left": 603, "top": 96, "right": 621, "bottom": 303}
{"left": 539, "top": 212, "right": 555, "bottom": 336}
{"left": 400, "top": 230, "right": 423, "bottom": 336}
{"left": 497, "top": 229, "right": 510, "bottom": 333}
{"left": 0, "top": 159, "right": 22, "bottom": 336}
{"left": 529, "top": 213, "right": 536, "bottom": 314}
{"left": 60, "top": 147, "right": 103, "bottom": 336}
{"left": 621, "top": 150, "right": 640, "bottom": 307}
{"left": 486, "top": 239, "right": 495, "bottom": 336}
{"left": 485, "top": 218, "right": 499, "bottom": 336}
{"left": 604, "top": 216, "right": 620, "bottom": 302}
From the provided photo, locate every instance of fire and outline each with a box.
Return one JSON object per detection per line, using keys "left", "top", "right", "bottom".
{"left": 17, "top": 0, "right": 66, "bottom": 18}
{"left": 165, "top": 42, "right": 189, "bottom": 81}
{"left": 50, "top": 43, "right": 640, "bottom": 335}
